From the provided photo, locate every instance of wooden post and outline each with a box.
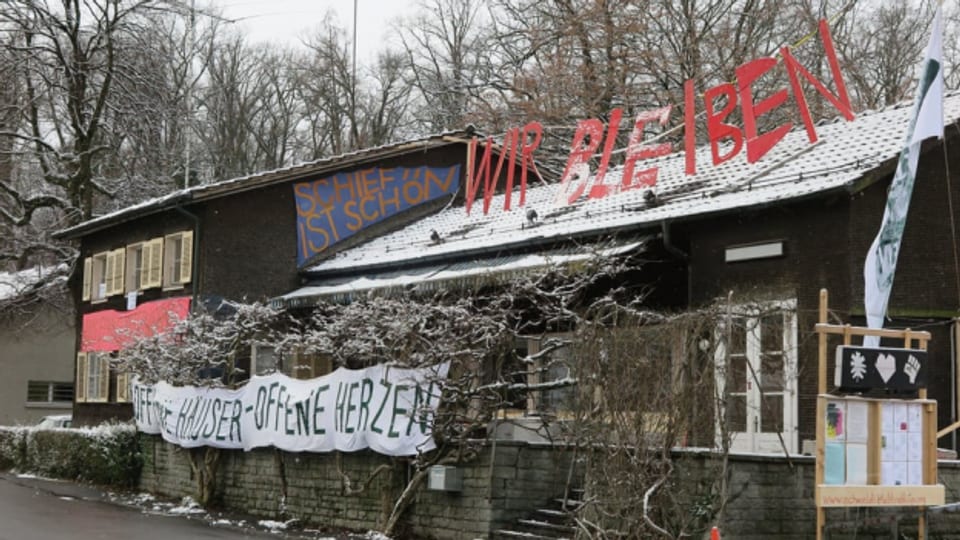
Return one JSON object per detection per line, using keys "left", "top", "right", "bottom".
{"left": 816, "top": 289, "right": 828, "bottom": 540}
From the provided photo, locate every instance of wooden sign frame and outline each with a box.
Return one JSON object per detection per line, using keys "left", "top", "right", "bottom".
{"left": 815, "top": 289, "right": 943, "bottom": 540}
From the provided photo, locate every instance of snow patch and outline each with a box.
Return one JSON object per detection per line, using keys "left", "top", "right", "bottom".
{"left": 168, "top": 496, "right": 206, "bottom": 515}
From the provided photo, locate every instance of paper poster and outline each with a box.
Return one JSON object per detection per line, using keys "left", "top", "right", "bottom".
{"left": 908, "top": 461, "right": 923, "bottom": 485}
{"left": 883, "top": 461, "right": 907, "bottom": 486}
{"left": 894, "top": 403, "right": 909, "bottom": 432}
{"left": 908, "top": 432, "right": 923, "bottom": 462}
{"left": 826, "top": 401, "right": 845, "bottom": 440}
{"left": 846, "top": 401, "right": 869, "bottom": 443}
{"left": 908, "top": 403, "right": 922, "bottom": 432}
{"left": 882, "top": 402, "right": 896, "bottom": 433}
{"left": 825, "top": 442, "right": 846, "bottom": 485}
{"left": 846, "top": 443, "right": 868, "bottom": 484}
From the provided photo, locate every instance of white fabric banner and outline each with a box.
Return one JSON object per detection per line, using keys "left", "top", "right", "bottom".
{"left": 132, "top": 362, "right": 450, "bottom": 456}
{"left": 863, "top": 7, "right": 943, "bottom": 347}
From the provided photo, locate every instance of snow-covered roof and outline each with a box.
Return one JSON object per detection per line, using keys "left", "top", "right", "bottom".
{"left": 54, "top": 128, "right": 478, "bottom": 240}
{"left": 304, "top": 92, "right": 960, "bottom": 276}
{"left": 278, "top": 240, "right": 645, "bottom": 306}
{"left": 0, "top": 265, "right": 67, "bottom": 302}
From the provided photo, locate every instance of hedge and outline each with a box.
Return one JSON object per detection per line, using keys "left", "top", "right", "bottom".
{"left": 0, "top": 424, "right": 142, "bottom": 487}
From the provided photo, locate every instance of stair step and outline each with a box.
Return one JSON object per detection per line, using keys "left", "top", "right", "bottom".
{"left": 536, "top": 508, "right": 569, "bottom": 518}
{"left": 494, "top": 529, "right": 560, "bottom": 540}
{"left": 518, "top": 518, "right": 576, "bottom": 532}
{"left": 553, "top": 498, "right": 583, "bottom": 509}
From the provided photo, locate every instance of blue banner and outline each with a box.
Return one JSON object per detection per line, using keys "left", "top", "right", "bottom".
{"left": 294, "top": 165, "right": 460, "bottom": 265}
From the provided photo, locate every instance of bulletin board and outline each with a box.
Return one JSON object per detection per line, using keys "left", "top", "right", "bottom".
{"left": 813, "top": 289, "right": 944, "bottom": 540}
{"left": 817, "top": 395, "right": 943, "bottom": 507}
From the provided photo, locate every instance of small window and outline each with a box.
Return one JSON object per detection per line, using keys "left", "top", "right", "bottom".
{"left": 84, "top": 249, "right": 124, "bottom": 300}
{"left": 290, "top": 349, "right": 333, "bottom": 380}
{"left": 252, "top": 344, "right": 277, "bottom": 375}
{"left": 90, "top": 253, "right": 108, "bottom": 301}
{"left": 115, "top": 372, "right": 131, "bottom": 403}
{"left": 125, "top": 243, "right": 145, "bottom": 293}
{"left": 77, "top": 352, "right": 110, "bottom": 403}
{"left": 26, "top": 381, "right": 75, "bottom": 403}
{"left": 163, "top": 231, "right": 193, "bottom": 288}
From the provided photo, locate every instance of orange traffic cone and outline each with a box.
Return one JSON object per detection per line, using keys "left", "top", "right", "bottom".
{"left": 710, "top": 526, "right": 721, "bottom": 540}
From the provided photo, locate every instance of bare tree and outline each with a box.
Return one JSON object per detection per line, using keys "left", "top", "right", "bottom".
{"left": 398, "top": 0, "right": 492, "bottom": 131}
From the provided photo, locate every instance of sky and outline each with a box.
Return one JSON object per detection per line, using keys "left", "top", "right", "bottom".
{"left": 212, "top": 0, "right": 414, "bottom": 61}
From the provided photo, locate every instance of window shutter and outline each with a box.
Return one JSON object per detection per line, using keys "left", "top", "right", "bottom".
{"left": 146, "top": 238, "right": 164, "bottom": 288}
{"left": 82, "top": 258, "right": 92, "bottom": 301}
{"left": 116, "top": 373, "right": 129, "bottom": 403}
{"left": 97, "top": 356, "right": 110, "bottom": 403}
{"left": 104, "top": 252, "right": 115, "bottom": 296}
{"left": 111, "top": 248, "right": 126, "bottom": 295}
{"left": 137, "top": 243, "right": 149, "bottom": 290}
{"left": 76, "top": 353, "right": 87, "bottom": 403}
{"left": 179, "top": 231, "right": 193, "bottom": 284}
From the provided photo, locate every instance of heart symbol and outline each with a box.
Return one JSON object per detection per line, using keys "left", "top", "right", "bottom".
{"left": 876, "top": 353, "right": 896, "bottom": 383}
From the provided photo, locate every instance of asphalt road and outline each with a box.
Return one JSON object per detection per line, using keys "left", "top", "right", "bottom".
{"left": 0, "top": 473, "right": 297, "bottom": 540}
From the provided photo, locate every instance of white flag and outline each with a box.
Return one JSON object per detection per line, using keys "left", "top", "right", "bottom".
{"left": 863, "top": 7, "right": 944, "bottom": 347}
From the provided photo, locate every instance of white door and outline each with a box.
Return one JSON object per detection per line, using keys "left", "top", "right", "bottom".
{"left": 715, "top": 301, "right": 798, "bottom": 454}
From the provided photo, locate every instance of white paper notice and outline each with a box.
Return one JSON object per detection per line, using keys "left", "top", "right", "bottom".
{"left": 908, "top": 403, "right": 922, "bottom": 432}
{"left": 883, "top": 462, "right": 908, "bottom": 486}
{"left": 908, "top": 431, "right": 923, "bottom": 463}
{"left": 908, "top": 461, "right": 923, "bottom": 485}
{"left": 846, "top": 443, "right": 869, "bottom": 485}
{"left": 846, "top": 401, "right": 869, "bottom": 443}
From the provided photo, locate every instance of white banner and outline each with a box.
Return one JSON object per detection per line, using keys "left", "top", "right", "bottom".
{"left": 132, "top": 362, "right": 450, "bottom": 456}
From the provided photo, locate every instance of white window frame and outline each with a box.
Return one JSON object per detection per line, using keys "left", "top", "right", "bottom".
{"left": 714, "top": 299, "right": 798, "bottom": 454}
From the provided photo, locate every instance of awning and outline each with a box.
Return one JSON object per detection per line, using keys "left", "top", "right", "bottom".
{"left": 81, "top": 297, "right": 191, "bottom": 352}
{"left": 274, "top": 239, "right": 647, "bottom": 308}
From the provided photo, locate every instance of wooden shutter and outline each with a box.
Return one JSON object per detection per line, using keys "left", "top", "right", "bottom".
{"left": 76, "top": 353, "right": 87, "bottom": 403}
{"left": 104, "top": 252, "right": 115, "bottom": 297}
{"left": 96, "top": 355, "right": 109, "bottom": 402}
{"left": 116, "top": 372, "right": 129, "bottom": 403}
{"left": 179, "top": 231, "right": 193, "bottom": 284}
{"left": 145, "top": 238, "right": 163, "bottom": 288}
{"left": 111, "top": 248, "right": 125, "bottom": 295}
{"left": 82, "top": 258, "right": 92, "bottom": 301}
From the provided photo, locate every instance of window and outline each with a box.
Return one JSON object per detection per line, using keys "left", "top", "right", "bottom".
{"left": 252, "top": 344, "right": 277, "bottom": 375}
{"left": 82, "top": 248, "right": 126, "bottom": 301}
{"left": 289, "top": 349, "right": 334, "bottom": 380}
{"left": 125, "top": 243, "right": 145, "bottom": 293}
{"left": 497, "top": 335, "right": 575, "bottom": 417}
{"left": 84, "top": 253, "right": 107, "bottom": 302}
{"left": 714, "top": 300, "right": 798, "bottom": 454}
{"left": 26, "top": 381, "right": 74, "bottom": 403}
{"left": 116, "top": 372, "right": 131, "bottom": 403}
{"left": 76, "top": 352, "right": 110, "bottom": 403}
{"left": 163, "top": 231, "right": 193, "bottom": 288}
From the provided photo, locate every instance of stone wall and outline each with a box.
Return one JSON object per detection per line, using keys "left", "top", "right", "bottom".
{"left": 138, "top": 436, "right": 578, "bottom": 538}
{"left": 138, "top": 436, "right": 960, "bottom": 539}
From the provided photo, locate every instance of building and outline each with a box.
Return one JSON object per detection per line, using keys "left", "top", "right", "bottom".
{"left": 52, "top": 86, "right": 960, "bottom": 537}
{"left": 54, "top": 128, "right": 517, "bottom": 426}
{"left": 0, "top": 266, "right": 74, "bottom": 425}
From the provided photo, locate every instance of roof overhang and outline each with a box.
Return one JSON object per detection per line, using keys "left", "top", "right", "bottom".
{"left": 273, "top": 239, "right": 647, "bottom": 308}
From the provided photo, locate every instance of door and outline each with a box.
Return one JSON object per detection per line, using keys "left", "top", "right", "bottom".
{"left": 715, "top": 300, "right": 798, "bottom": 454}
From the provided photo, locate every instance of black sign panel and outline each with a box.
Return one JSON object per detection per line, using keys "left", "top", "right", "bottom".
{"left": 834, "top": 346, "right": 927, "bottom": 393}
